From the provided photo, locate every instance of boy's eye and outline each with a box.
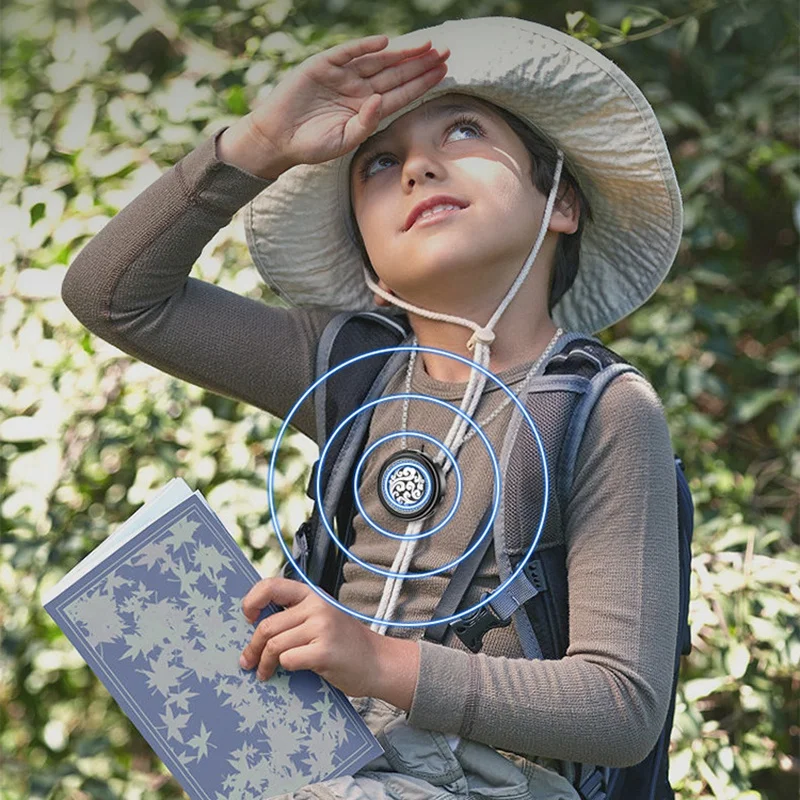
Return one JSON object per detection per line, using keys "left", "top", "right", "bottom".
{"left": 358, "top": 115, "right": 486, "bottom": 181}
{"left": 445, "top": 116, "right": 485, "bottom": 142}
{"left": 362, "top": 154, "right": 398, "bottom": 179}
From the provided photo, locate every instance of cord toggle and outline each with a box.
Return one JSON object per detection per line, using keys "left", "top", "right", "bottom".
{"left": 466, "top": 326, "right": 496, "bottom": 351}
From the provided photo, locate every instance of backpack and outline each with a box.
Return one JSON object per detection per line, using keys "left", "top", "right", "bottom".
{"left": 282, "top": 310, "right": 694, "bottom": 800}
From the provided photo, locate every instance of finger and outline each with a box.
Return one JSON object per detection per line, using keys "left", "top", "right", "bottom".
{"left": 329, "top": 37, "right": 437, "bottom": 69}
{"left": 377, "top": 62, "right": 449, "bottom": 120}
{"left": 367, "top": 48, "right": 450, "bottom": 94}
{"left": 241, "top": 576, "right": 311, "bottom": 622}
{"left": 349, "top": 42, "right": 444, "bottom": 79}
{"left": 240, "top": 604, "right": 306, "bottom": 669}
{"left": 343, "top": 93, "right": 383, "bottom": 143}
{"left": 326, "top": 34, "right": 393, "bottom": 67}
{"left": 272, "top": 642, "right": 320, "bottom": 675}
{"left": 256, "top": 625, "right": 314, "bottom": 680}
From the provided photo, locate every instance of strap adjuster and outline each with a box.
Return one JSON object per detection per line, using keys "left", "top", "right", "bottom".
{"left": 450, "top": 593, "right": 511, "bottom": 653}
{"left": 522, "top": 558, "right": 549, "bottom": 593}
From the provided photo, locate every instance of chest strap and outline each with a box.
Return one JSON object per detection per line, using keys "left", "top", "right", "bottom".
{"left": 422, "top": 505, "right": 543, "bottom": 656}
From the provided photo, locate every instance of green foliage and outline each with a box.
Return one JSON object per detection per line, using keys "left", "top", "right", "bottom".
{"left": 1, "top": 0, "right": 797, "bottom": 798}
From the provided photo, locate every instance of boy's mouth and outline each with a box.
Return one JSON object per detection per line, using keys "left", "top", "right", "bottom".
{"left": 404, "top": 195, "right": 469, "bottom": 231}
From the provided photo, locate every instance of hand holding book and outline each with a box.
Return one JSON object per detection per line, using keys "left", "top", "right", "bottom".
{"left": 43, "top": 478, "right": 383, "bottom": 800}
{"left": 239, "top": 576, "right": 420, "bottom": 707}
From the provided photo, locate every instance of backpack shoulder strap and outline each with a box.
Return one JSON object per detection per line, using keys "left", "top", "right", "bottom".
{"left": 424, "top": 334, "right": 619, "bottom": 656}
{"left": 291, "top": 309, "right": 411, "bottom": 592}
{"left": 486, "top": 336, "right": 637, "bottom": 661}
{"left": 551, "top": 340, "right": 642, "bottom": 506}
{"left": 313, "top": 310, "right": 411, "bottom": 445}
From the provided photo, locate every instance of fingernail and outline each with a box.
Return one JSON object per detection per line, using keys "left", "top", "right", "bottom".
{"left": 239, "top": 654, "right": 248, "bottom": 668}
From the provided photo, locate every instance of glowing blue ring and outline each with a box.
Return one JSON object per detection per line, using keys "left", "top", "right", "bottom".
{"left": 353, "top": 430, "right": 463, "bottom": 541}
{"left": 268, "top": 344, "right": 549, "bottom": 629}
{"left": 316, "top": 393, "right": 499, "bottom": 580}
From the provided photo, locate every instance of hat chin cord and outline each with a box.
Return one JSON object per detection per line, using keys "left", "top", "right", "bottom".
{"left": 361, "top": 151, "right": 564, "bottom": 637}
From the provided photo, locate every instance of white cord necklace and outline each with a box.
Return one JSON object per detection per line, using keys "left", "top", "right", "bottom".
{"left": 371, "top": 325, "right": 564, "bottom": 633}
{"left": 399, "top": 327, "right": 565, "bottom": 451}
{"left": 376, "top": 327, "right": 564, "bottom": 522}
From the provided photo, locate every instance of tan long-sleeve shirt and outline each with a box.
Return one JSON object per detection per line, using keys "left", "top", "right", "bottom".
{"left": 60, "top": 126, "right": 679, "bottom": 770}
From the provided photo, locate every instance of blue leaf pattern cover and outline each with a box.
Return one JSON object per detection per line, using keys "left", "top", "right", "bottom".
{"left": 44, "top": 493, "right": 383, "bottom": 800}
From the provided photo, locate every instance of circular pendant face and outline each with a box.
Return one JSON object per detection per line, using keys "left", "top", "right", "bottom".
{"left": 377, "top": 449, "right": 444, "bottom": 521}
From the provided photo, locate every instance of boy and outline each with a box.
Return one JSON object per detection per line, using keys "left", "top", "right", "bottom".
{"left": 62, "top": 17, "right": 682, "bottom": 800}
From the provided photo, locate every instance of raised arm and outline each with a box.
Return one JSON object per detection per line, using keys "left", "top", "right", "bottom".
{"left": 60, "top": 128, "right": 335, "bottom": 440}
{"left": 62, "top": 34, "right": 451, "bottom": 440}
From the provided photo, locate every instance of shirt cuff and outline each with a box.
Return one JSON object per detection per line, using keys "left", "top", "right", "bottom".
{"left": 176, "top": 126, "right": 275, "bottom": 214}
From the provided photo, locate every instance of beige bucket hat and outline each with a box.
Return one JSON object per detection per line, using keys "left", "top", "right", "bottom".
{"left": 244, "top": 16, "right": 683, "bottom": 335}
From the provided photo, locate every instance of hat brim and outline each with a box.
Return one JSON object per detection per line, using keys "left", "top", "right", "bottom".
{"left": 245, "top": 17, "right": 683, "bottom": 334}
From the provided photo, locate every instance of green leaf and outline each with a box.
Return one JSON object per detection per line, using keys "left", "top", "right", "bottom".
{"left": 75, "top": 733, "right": 111, "bottom": 757}
{"left": 733, "top": 389, "right": 782, "bottom": 422}
{"left": 774, "top": 399, "right": 800, "bottom": 449}
{"left": 84, "top": 146, "right": 139, "bottom": 179}
{"left": 79, "top": 331, "right": 96, "bottom": 355}
{"left": 710, "top": 524, "right": 758, "bottom": 552}
{"left": 726, "top": 642, "right": 751, "bottom": 679}
{"left": 692, "top": 265, "right": 733, "bottom": 288}
{"left": 749, "top": 615, "right": 785, "bottom": 642}
{"left": 78, "top": 778, "right": 117, "bottom": 800}
{"left": 683, "top": 675, "right": 731, "bottom": 702}
{"left": 767, "top": 349, "right": 800, "bottom": 375}
{"left": 565, "top": 11, "right": 585, "bottom": 31}
{"left": 710, "top": 5, "right": 766, "bottom": 52}
{"left": 30, "top": 201, "right": 46, "bottom": 225}
{"left": 666, "top": 101, "right": 711, "bottom": 134}
{"left": 710, "top": 8, "right": 739, "bottom": 51}
{"left": 627, "top": 5, "right": 669, "bottom": 28}
{"left": 54, "top": 86, "right": 97, "bottom": 153}
{"left": 226, "top": 85, "right": 249, "bottom": 116}
{"left": 681, "top": 156, "right": 723, "bottom": 196}
{"left": 679, "top": 17, "right": 700, "bottom": 55}
{"left": 582, "top": 15, "right": 601, "bottom": 37}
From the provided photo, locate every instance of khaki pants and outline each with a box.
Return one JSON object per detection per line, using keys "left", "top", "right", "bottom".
{"left": 268, "top": 697, "right": 580, "bottom": 800}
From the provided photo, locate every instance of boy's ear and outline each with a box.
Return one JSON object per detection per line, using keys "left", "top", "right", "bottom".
{"left": 548, "top": 182, "right": 580, "bottom": 235}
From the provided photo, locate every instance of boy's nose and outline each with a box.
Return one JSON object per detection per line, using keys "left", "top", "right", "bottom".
{"left": 406, "top": 170, "right": 436, "bottom": 188}
{"left": 402, "top": 153, "right": 444, "bottom": 189}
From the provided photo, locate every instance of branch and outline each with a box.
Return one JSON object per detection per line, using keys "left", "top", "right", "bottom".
{"left": 597, "top": 2, "right": 719, "bottom": 51}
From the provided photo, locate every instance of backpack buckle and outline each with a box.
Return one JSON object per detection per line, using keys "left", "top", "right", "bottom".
{"left": 450, "top": 594, "right": 512, "bottom": 653}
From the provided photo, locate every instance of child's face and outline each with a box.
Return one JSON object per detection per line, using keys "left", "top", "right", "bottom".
{"left": 349, "top": 93, "right": 559, "bottom": 309}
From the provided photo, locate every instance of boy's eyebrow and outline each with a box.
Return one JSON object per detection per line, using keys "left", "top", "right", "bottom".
{"left": 353, "top": 102, "right": 490, "bottom": 161}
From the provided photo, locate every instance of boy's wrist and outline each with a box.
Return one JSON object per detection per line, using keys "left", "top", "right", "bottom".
{"left": 370, "top": 635, "right": 420, "bottom": 712}
{"left": 216, "top": 120, "right": 293, "bottom": 181}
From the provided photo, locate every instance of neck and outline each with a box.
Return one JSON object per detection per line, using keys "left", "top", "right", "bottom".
{"left": 407, "top": 297, "right": 560, "bottom": 383}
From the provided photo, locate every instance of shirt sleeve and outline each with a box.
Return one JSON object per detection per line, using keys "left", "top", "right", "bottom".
{"left": 60, "top": 126, "right": 338, "bottom": 441}
{"left": 405, "top": 372, "right": 680, "bottom": 768}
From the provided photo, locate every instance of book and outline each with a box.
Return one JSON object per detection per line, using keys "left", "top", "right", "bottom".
{"left": 43, "top": 477, "right": 383, "bottom": 800}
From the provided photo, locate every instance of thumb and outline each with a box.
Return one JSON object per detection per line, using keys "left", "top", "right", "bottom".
{"left": 242, "top": 576, "right": 311, "bottom": 621}
{"left": 348, "top": 93, "right": 383, "bottom": 142}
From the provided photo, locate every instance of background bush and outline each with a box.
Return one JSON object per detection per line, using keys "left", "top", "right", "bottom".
{"left": 1, "top": 0, "right": 797, "bottom": 798}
